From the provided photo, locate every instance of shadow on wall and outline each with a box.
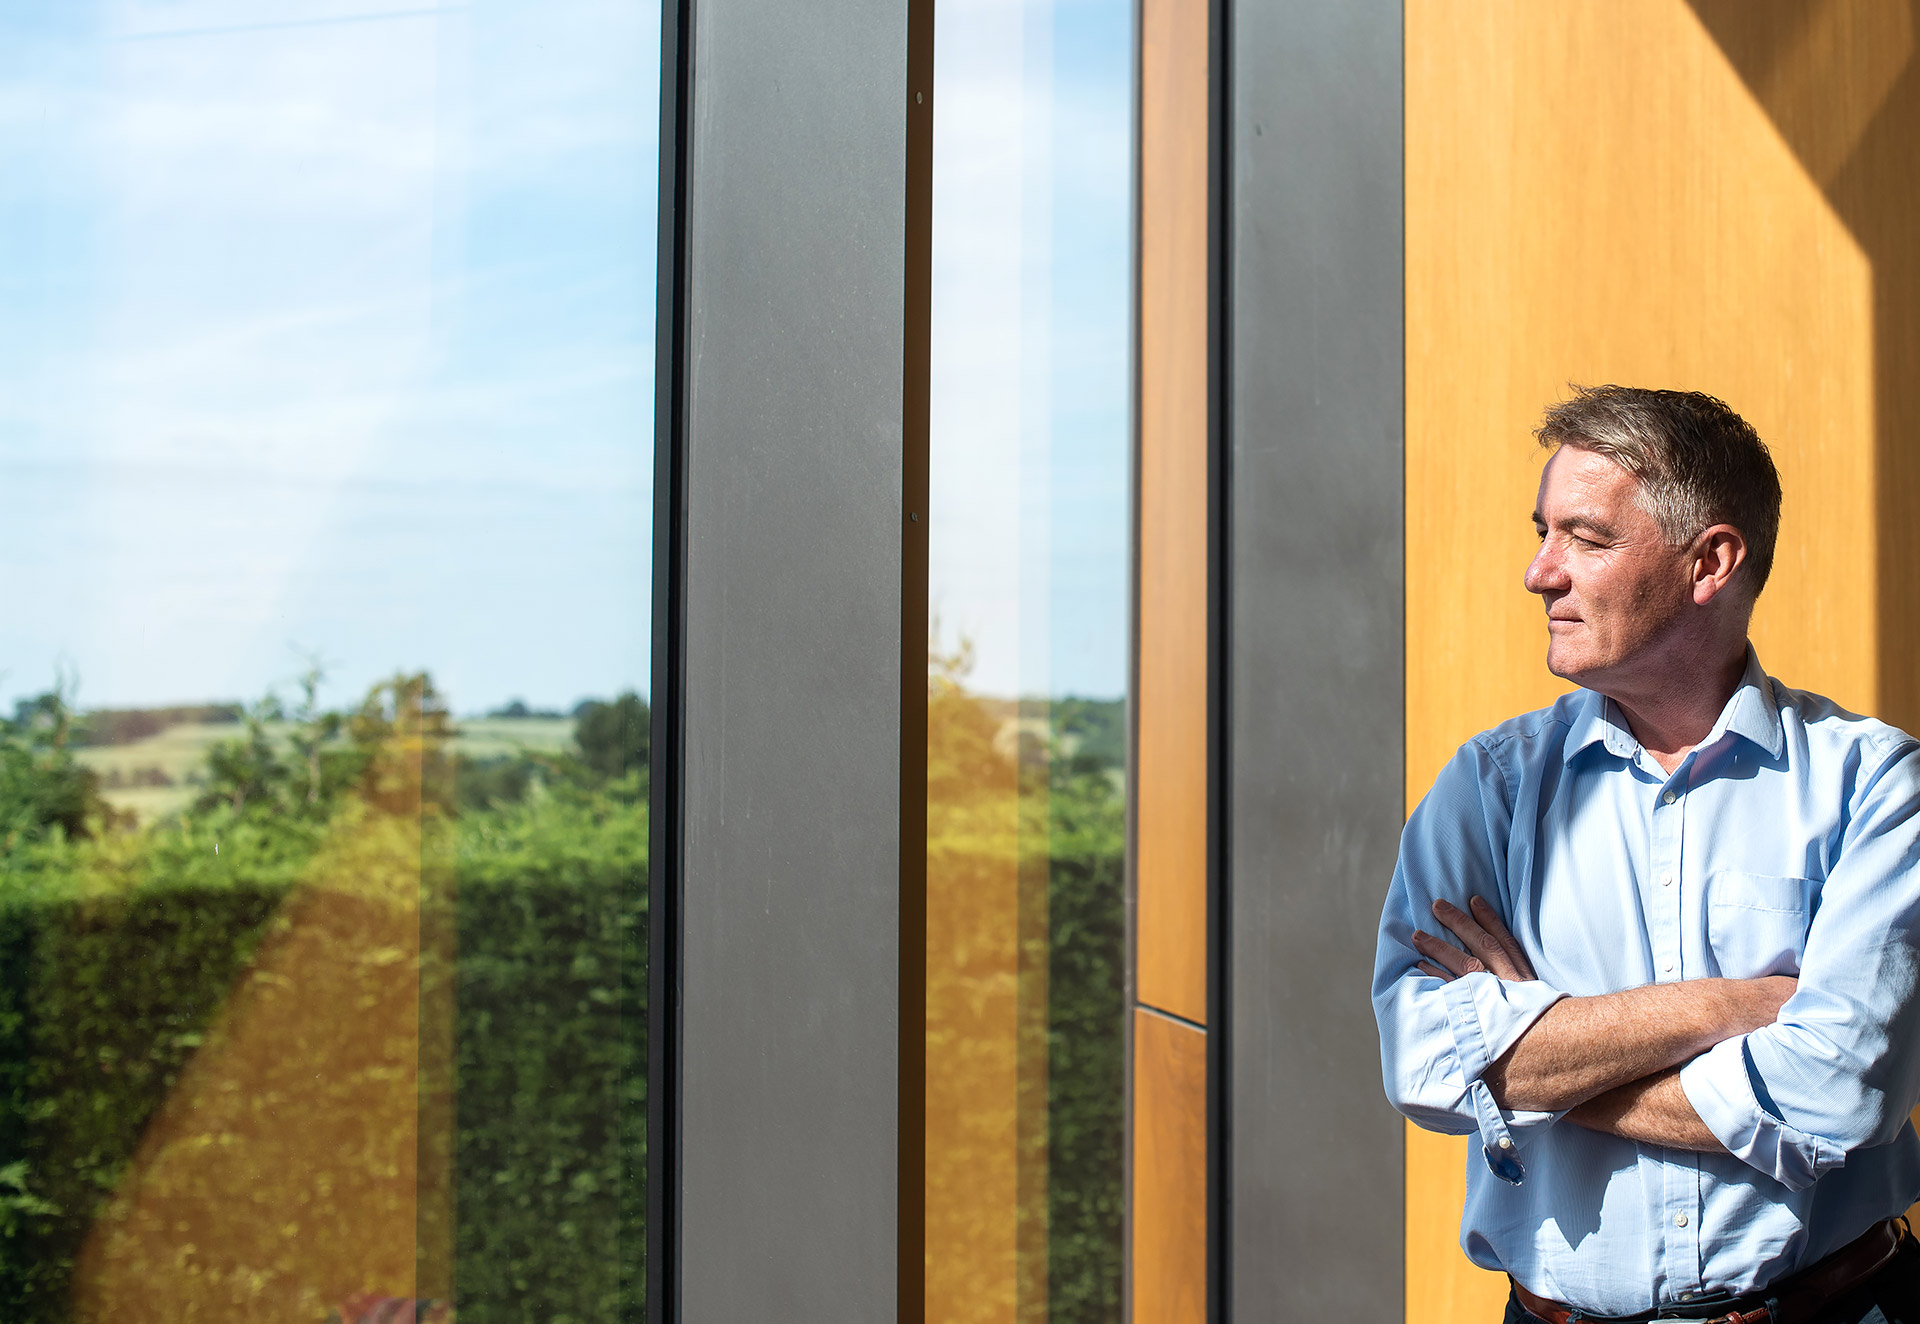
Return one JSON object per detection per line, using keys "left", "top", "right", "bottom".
{"left": 1687, "top": 0, "right": 1920, "bottom": 731}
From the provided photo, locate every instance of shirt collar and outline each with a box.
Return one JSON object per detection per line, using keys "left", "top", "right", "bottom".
{"left": 1711, "top": 645, "right": 1785, "bottom": 759}
{"left": 1561, "top": 645, "right": 1783, "bottom": 765}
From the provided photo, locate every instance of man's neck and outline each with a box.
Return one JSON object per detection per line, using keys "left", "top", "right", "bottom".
{"left": 1605, "top": 643, "right": 1750, "bottom": 775}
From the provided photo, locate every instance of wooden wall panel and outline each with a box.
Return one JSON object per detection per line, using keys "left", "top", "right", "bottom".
{"left": 1136, "top": 0, "right": 1211, "bottom": 1027}
{"left": 1406, "top": 2, "right": 1912, "bottom": 1320}
{"left": 1135, "top": 0, "right": 1213, "bottom": 1309}
{"left": 1132, "top": 1010, "right": 1207, "bottom": 1324}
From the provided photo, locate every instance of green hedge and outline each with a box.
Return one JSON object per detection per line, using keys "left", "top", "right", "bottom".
{"left": 0, "top": 792, "right": 647, "bottom": 1323}
{"left": 1044, "top": 756, "right": 1126, "bottom": 1324}
{"left": 452, "top": 796, "right": 647, "bottom": 1323}
{"left": 0, "top": 882, "right": 290, "bottom": 1317}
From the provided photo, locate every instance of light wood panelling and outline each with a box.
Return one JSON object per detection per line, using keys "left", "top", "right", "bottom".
{"left": 1136, "top": 0, "right": 1213, "bottom": 1308}
{"left": 1136, "top": 0, "right": 1211, "bottom": 1026}
{"left": 1407, "top": 2, "right": 1909, "bottom": 1320}
{"left": 1132, "top": 1010, "right": 1207, "bottom": 1324}
{"left": 1685, "top": 0, "right": 1920, "bottom": 734}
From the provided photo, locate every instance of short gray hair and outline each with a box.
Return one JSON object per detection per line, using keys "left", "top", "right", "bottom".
{"left": 1536, "top": 385, "right": 1783, "bottom": 597}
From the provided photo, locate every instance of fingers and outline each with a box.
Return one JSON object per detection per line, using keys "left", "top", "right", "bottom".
{"left": 1416, "top": 959, "right": 1453, "bottom": 982}
{"left": 1468, "top": 894, "right": 1537, "bottom": 981}
{"left": 1410, "top": 928, "right": 1486, "bottom": 980}
{"left": 1431, "top": 898, "right": 1528, "bottom": 982}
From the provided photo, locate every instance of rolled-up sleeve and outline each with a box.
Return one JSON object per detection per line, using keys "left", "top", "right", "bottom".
{"left": 1680, "top": 1038, "right": 1843, "bottom": 1190}
{"left": 1374, "top": 740, "right": 1567, "bottom": 1183}
{"left": 1679, "top": 738, "right": 1920, "bottom": 1190}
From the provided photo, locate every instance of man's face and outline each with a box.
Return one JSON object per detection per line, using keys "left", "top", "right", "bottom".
{"left": 1524, "top": 446, "right": 1696, "bottom": 688}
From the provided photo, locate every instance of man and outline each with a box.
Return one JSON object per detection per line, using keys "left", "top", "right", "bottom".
{"left": 1373, "top": 386, "right": 1920, "bottom": 1324}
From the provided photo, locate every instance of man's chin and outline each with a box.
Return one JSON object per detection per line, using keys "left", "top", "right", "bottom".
{"left": 1544, "top": 645, "right": 1595, "bottom": 687}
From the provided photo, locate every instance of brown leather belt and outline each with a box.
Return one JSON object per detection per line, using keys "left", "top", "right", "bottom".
{"left": 1512, "top": 1218, "right": 1907, "bottom": 1324}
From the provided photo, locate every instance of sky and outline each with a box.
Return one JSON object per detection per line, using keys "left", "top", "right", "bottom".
{"left": 930, "top": 0, "right": 1132, "bottom": 702}
{"left": 0, "top": 0, "right": 661, "bottom": 715}
{"left": 0, "top": 0, "right": 1130, "bottom": 716}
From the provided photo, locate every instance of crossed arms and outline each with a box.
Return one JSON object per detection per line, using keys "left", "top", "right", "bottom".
{"left": 1412, "top": 896, "right": 1795, "bottom": 1151}
{"left": 1376, "top": 736, "right": 1920, "bottom": 1188}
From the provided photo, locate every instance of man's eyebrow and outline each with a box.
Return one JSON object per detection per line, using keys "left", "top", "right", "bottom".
{"left": 1531, "top": 510, "right": 1619, "bottom": 539}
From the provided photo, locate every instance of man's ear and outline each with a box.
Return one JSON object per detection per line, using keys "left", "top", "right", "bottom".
{"left": 1691, "top": 524, "right": 1748, "bottom": 605}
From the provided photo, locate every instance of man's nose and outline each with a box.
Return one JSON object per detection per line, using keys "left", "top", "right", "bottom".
{"left": 1524, "top": 540, "right": 1564, "bottom": 595}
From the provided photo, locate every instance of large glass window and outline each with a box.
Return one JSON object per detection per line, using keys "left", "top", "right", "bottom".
{"left": 925, "top": 0, "right": 1133, "bottom": 1316}
{"left": 0, "top": 4, "right": 657, "bottom": 1319}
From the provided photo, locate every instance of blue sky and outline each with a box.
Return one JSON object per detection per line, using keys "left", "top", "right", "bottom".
{"left": 0, "top": 0, "right": 660, "bottom": 714}
{"left": 0, "top": 0, "right": 1129, "bottom": 716}
{"left": 930, "top": 0, "right": 1132, "bottom": 702}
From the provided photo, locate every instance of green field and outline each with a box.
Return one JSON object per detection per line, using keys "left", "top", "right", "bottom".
{"left": 73, "top": 717, "right": 577, "bottom": 825}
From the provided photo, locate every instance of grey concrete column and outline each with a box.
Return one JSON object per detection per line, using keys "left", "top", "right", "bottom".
{"left": 1223, "top": 1, "right": 1405, "bottom": 1318}
{"left": 667, "top": 0, "right": 912, "bottom": 1314}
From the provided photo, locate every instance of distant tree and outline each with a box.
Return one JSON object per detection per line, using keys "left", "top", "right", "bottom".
{"left": 349, "top": 673, "right": 454, "bottom": 817}
{"left": 0, "top": 691, "right": 116, "bottom": 847}
{"left": 68, "top": 703, "right": 244, "bottom": 748}
{"left": 196, "top": 697, "right": 287, "bottom": 817}
{"left": 192, "top": 671, "right": 448, "bottom": 822}
{"left": 287, "top": 666, "right": 344, "bottom": 808}
{"left": 1051, "top": 697, "right": 1124, "bottom": 771}
{"left": 453, "top": 756, "right": 539, "bottom": 812}
{"left": 572, "top": 693, "right": 650, "bottom": 783}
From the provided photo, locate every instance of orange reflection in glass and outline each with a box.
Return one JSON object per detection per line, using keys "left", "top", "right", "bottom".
{"left": 926, "top": 636, "right": 1051, "bottom": 1324}
{"left": 68, "top": 685, "right": 454, "bottom": 1324}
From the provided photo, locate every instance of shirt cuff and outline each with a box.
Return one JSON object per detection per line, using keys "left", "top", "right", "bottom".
{"left": 1441, "top": 973, "right": 1566, "bottom": 1184}
{"left": 1680, "top": 1037, "right": 1845, "bottom": 1191}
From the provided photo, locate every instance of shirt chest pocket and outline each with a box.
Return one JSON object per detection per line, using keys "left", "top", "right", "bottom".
{"left": 1705, "top": 871, "right": 1816, "bottom": 978}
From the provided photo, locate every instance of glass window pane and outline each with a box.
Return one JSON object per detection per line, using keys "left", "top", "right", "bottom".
{"left": 925, "top": 0, "right": 1133, "bottom": 1315}
{"left": 0, "top": 4, "right": 658, "bottom": 1320}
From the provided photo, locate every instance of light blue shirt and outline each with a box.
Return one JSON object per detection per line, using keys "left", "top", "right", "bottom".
{"left": 1374, "top": 650, "right": 1920, "bottom": 1316}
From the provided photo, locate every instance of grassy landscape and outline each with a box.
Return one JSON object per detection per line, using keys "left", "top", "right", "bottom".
{"left": 72, "top": 713, "right": 579, "bottom": 825}
{"left": 0, "top": 678, "right": 649, "bottom": 1323}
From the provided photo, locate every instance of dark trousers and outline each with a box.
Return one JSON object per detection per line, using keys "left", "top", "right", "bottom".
{"left": 1503, "top": 1235, "right": 1920, "bottom": 1324}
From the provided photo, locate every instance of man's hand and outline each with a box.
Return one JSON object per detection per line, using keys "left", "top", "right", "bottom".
{"left": 1408, "top": 894, "right": 1796, "bottom": 1113}
{"left": 1413, "top": 896, "right": 1536, "bottom": 983}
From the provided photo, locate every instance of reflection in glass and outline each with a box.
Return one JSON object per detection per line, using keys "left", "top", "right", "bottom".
{"left": 926, "top": 0, "right": 1132, "bottom": 1317}
{"left": 0, "top": 5, "right": 657, "bottom": 1320}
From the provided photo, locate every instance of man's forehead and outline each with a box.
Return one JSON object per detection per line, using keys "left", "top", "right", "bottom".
{"left": 1538, "top": 446, "right": 1637, "bottom": 502}
{"left": 1534, "top": 446, "right": 1645, "bottom": 525}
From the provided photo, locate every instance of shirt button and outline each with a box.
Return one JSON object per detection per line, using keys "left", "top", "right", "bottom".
{"left": 1497, "top": 1136, "right": 1514, "bottom": 1150}
{"left": 1663, "top": 790, "right": 1678, "bottom": 805}
{"left": 1662, "top": 873, "right": 1674, "bottom": 887}
{"left": 1664, "top": 961, "right": 1675, "bottom": 973}
{"left": 1680, "top": 1292, "right": 1695, "bottom": 1302}
{"left": 1675, "top": 1213, "right": 1689, "bottom": 1228}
